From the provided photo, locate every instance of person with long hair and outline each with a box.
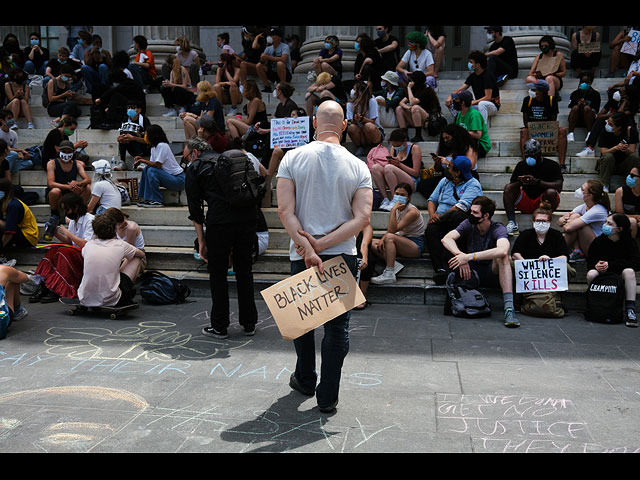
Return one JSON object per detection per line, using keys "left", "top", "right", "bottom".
{"left": 525, "top": 35, "right": 566, "bottom": 97}
{"left": 586, "top": 213, "right": 640, "bottom": 327}
{"left": 180, "top": 80, "right": 226, "bottom": 140}
{"left": 558, "top": 179, "right": 611, "bottom": 262}
{"left": 160, "top": 54, "right": 196, "bottom": 117}
{"left": 226, "top": 80, "right": 268, "bottom": 139}
{"left": 347, "top": 80, "right": 383, "bottom": 156}
{"left": 212, "top": 50, "right": 243, "bottom": 114}
{"left": 134, "top": 125, "right": 185, "bottom": 208}
{"left": 395, "top": 70, "right": 440, "bottom": 142}
{"left": 512, "top": 200, "right": 570, "bottom": 263}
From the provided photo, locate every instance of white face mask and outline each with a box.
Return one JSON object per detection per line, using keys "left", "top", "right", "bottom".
{"left": 529, "top": 89, "right": 537, "bottom": 98}
{"left": 59, "top": 152, "right": 74, "bottom": 162}
{"left": 272, "top": 89, "right": 278, "bottom": 98}
{"left": 613, "top": 91, "right": 622, "bottom": 102}
{"left": 533, "top": 221, "right": 550, "bottom": 235}
{"left": 574, "top": 187, "right": 584, "bottom": 200}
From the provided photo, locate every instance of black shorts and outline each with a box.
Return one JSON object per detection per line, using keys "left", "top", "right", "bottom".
{"left": 116, "top": 272, "right": 135, "bottom": 306}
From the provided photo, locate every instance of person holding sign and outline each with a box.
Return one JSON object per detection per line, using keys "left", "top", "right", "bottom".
{"left": 586, "top": 214, "right": 640, "bottom": 327}
{"left": 607, "top": 26, "right": 640, "bottom": 77}
{"left": 512, "top": 200, "right": 570, "bottom": 264}
{"left": 276, "top": 100, "right": 372, "bottom": 413}
{"left": 525, "top": 36, "right": 566, "bottom": 98}
{"left": 519, "top": 79, "right": 568, "bottom": 171}
{"left": 595, "top": 111, "right": 640, "bottom": 192}
{"left": 441, "top": 196, "right": 519, "bottom": 327}
{"left": 569, "top": 26, "right": 601, "bottom": 79}
{"left": 503, "top": 139, "right": 564, "bottom": 236}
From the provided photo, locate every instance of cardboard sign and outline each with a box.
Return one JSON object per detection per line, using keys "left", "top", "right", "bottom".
{"left": 260, "top": 256, "right": 366, "bottom": 340}
{"left": 621, "top": 30, "right": 640, "bottom": 56}
{"left": 528, "top": 120, "right": 559, "bottom": 154}
{"left": 536, "top": 54, "right": 562, "bottom": 77}
{"left": 578, "top": 42, "right": 600, "bottom": 54}
{"left": 270, "top": 116, "right": 310, "bottom": 149}
{"left": 515, "top": 257, "right": 568, "bottom": 293}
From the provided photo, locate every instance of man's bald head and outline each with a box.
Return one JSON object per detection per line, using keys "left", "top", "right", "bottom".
{"left": 315, "top": 100, "right": 345, "bottom": 126}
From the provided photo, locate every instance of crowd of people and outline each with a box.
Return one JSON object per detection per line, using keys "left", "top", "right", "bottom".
{"left": 0, "top": 26, "right": 639, "bottom": 411}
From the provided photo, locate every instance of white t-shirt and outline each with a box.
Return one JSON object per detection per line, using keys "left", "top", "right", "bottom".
{"left": 68, "top": 213, "right": 95, "bottom": 247}
{"left": 572, "top": 203, "right": 609, "bottom": 237}
{"left": 346, "top": 97, "right": 382, "bottom": 129}
{"left": 91, "top": 179, "right": 122, "bottom": 210}
{"left": 277, "top": 141, "right": 372, "bottom": 260}
{"left": 401, "top": 49, "right": 434, "bottom": 73}
{"left": 78, "top": 238, "right": 138, "bottom": 307}
{"left": 151, "top": 142, "right": 184, "bottom": 176}
{"left": 0, "top": 128, "right": 18, "bottom": 148}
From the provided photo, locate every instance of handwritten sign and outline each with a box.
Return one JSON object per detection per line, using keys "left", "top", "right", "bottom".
{"left": 260, "top": 256, "right": 365, "bottom": 340}
{"left": 528, "top": 120, "right": 559, "bottom": 154}
{"left": 621, "top": 30, "right": 640, "bottom": 56}
{"left": 578, "top": 42, "right": 600, "bottom": 54}
{"left": 270, "top": 116, "right": 310, "bottom": 149}
{"left": 515, "top": 257, "right": 568, "bottom": 293}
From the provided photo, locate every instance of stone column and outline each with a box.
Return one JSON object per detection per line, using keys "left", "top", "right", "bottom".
{"left": 487, "top": 26, "right": 571, "bottom": 70}
{"left": 128, "top": 26, "right": 205, "bottom": 70}
{"left": 297, "top": 26, "right": 369, "bottom": 76}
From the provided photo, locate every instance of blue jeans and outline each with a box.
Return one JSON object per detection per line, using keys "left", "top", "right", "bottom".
{"left": 291, "top": 253, "right": 357, "bottom": 408}
{"left": 138, "top": 167, "right": 185, "bottom": 203}
{"left": 24, "top": 60, "right": 48, "bottom": 76}
{"left": 81, "top": 64, "right": 110, "bottom": 93}
{"left": 6, "top": 151, "right": 33, "bottom": 173}
{"left": 128, "top": 63, "right": 155, "bottom": 90}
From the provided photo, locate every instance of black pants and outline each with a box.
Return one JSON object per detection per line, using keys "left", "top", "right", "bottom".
{"left": 487, "top": 55, "right": 517, "bottom": 79}
{"left": 206, "top": 221, "right": 258, "bottom": 331}
{"left": 425, "top": 208, "right": 469, "bottom": 271}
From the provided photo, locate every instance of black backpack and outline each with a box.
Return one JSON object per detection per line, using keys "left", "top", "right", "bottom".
{"left": 139, "top": 270, "right": 191, "bottom": 305}
{"left": 444, "top": 271, "right": 492, "bottom": 318}
{"left": 213, "top": 149, "right": 266, "bottom": 208}
{"left": 585, "top": 272, "right": 625, "bottom": 324}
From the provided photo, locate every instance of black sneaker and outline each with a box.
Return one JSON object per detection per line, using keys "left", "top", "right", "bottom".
{"left": 626, "top": 310, "right": 638, "bottom": 328}
{"left": 318, "top": 398, "right": 339, "bottom": 414}
{"left": 244, "top": 325, "right": 256, "bottom": 336}
{"left": 202, "top": 326, "right": 228, "bottom": 339}
{"left": 289, "top": 373, "right": 315, "bottom": 396}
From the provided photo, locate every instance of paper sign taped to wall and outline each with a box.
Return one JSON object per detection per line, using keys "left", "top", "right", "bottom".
{"left": 260, "top": 256, "right": 365, "bottom": 340}
{"left": 515, "top": 257, "right": 568, "bottom": 293}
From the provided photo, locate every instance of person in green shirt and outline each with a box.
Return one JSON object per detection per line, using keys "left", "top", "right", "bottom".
{"left": 451, "top": 89, "right": 491, "bottom": 157}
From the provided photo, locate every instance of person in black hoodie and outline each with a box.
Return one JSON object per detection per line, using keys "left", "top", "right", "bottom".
{"left": 586, "top": 213, "right": 640, "bottom": 327}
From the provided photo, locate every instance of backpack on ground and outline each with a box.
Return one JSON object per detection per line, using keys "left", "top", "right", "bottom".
{"left": 139, "top": 270, "right": 191, "bottom": 305}
{"left": 444, "top": 271, "right": 492, "bottom": 318}
{"left": 0, "top": 286, "right": 11, "bottom": 340}
{"left": 213, "top": 149, "right": 266, "bottom": 208}
{"left": 520, "top": 291, "right": 565, "bottom": 318}
{"left": 585, "top": 272, "right": 625, "bottom": 324}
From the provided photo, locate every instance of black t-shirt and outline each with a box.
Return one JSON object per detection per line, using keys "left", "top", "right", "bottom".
{"left": 274, "top": 98, "right": 299, "bottom": 119}
{"left": 621, "top": 184, "right": 640, "bottom": 214}
{"left": 568, "top": 87, "right": 601, "bottom": 112}
{"left": 43, "top": 128, "right": 67, "bottom": 164}
{"left": 510, "top": 157, "right": 563, "bottom": 199}
{"left": 587, "top": 234, "right": 640, "bottom": 273}
{"left": 521, "top": 94, "right": 559, "bottom": 122}
{"left": 465, "top": 70, "right": 499, "bottom": 106}
{"left": 374, "top": 35, "right": 400, "bottom": 73}
{"left": 47, "top": 58, "right": 82, "bottom": 77}
{"left": 511, "top": 227, "right": 570, "bottom": 260}
{"left": 598, "top": 125, "right": 640, "bottom": 162}
{"left": 0, "top": 158, "right": 9, "bottom": 178}
{"left": 487, "top": 36, "right": 518, "bottom": 75}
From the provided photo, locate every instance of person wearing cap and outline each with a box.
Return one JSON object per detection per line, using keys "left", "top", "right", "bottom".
{"left": 520, "top": 79, "right": 568, "bottom": 171}
{"left": 485, "top": 26, "right": 518, "bottom": 86}
{"left": 256, "top": 28, "right": 291, "bottom": 93}
{"left": 370, "top": 182, "right": 426, "bottom": 285}
{"left": 503, "top": 138, "right": 564, "bottom": 235}
{"left": 87, "top": 159, "right": 123, "bottom": 215}
{"left": 442, "top": 195, "right": 520, "bottom": 327}
{"left": 374, "top": 70, "right": 406, "bottom": 128}
{"left": 449, "top": 89, "right": 491, "bottom": 158}
{"left": 425, "top": 156, "right": 483, "bottom": 285}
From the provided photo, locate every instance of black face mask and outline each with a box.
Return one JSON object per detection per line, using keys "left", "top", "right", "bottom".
{"left": 468, "top": 213, "right": 483, "bottom": 225}
{"left": 66, "top": 211, "right": 78, "bottom": 220}
{"left": 452, "top": 101, "right": 462, "bottom": 111}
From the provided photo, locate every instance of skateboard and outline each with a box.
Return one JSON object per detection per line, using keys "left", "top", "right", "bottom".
{"left": 59, "top": 297, "right": 139, "bottom": 319}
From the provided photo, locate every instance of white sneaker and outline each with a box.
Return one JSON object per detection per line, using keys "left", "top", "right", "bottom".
{"left": 379, "top": 198, "right": 393, "bottom": 211}
{"left": 162, "top": 109, "right": 178, "bottom": 117}
{"left": 576, "top": 146, "right": 594, "bottom": 157}
{"left": 27, "top": 122, "right": 35, "bottom": 129}
{"left": 506, "top": 220, "right": 519, "bottom": 235}
{"left": 567, "top": 132, "right": 574, "bottom": 142}
{"left": 228, "top": 106, "right": 237, "bottom": 116}
{"left": 392, "top": 261, "right": 404, "bottom": 275}
{"left": 371, "top": 268, "right": 397, "bottom": 285}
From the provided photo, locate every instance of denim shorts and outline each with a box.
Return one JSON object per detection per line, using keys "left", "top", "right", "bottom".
{"left": 406, "top": 235, "right": 425, "bottom": 255}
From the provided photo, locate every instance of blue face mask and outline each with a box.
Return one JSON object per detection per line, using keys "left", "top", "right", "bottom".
{"left": 395, "top": 144, "right": 406, "bottom": 152}
{"left": 579, "top": 82, "right": 589, "bottom": 91}
{"left": 127, "top": 109, "right": 137, "bottom": 118}
{"left": 60, "top": 75, "right": 70, "bottom": 82}
{"left": 30, "top": 39, "right": 39, "bottom": 46}
{"left": 601, "top": 223, "right": 614, "bottom": 236}
{"left": 324, "top": 42, "right": 331, "bottom": 50}
{"left": 605, "top": 123, "right": 614, "bottom": 133}
{"left": 392, "top": 194, "right": 408, "bottom": 205}
{"left": 467, "top": 62, "right": 474, "bottom": 71}
{"left": 526, "top": 156, "right": 537, "bottom": 167}
{"left": 0, "top": 191, "right": 5, "bottom": 200}
{"left": 627, "top": 174, "right": 638, "bottom": 188}
{"left": 354, "top": 42, "right": 360, "bottom": 52}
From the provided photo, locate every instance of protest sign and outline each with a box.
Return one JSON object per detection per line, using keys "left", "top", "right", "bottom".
{"left": 260, "top": 256, "right": 366, "bottom": 340}
{"left": 515, "top": 257, "right": 568, "bottom": 293}
{"left": 528, "top": 120, "right": 559, "bottom": 154}
{"left": 621, "top": 30, "right": 640, "bottom": 56}
{"left": 270, "top": 116, "right": 310, "bottom": 149}
{"left": 578, "top": 42, "right": 600, "bottom": 54}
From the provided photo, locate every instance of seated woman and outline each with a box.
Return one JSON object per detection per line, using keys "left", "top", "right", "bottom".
{"left": 370, "top": 128, "right": 422, "bottom": 211}
{"left": 180, "top": 80, "right": 226, "bottom": 140}
{"left": 0, "top": 178, "right": 38, "bottom": 264}
{"left": 395, "top": 70, "right": 440, "bottom": 142}
{"left": 373, "top": 70, "right": 406, "bottom": 129}
{"left": 212, "top": 50, "right": 243, "bottom": 115}
{"left": 134, "top": 124, "right": 185, "bottom": 208}
{"left": 46, "top": 63, "right": 82, "bottom": 124}
{"left": 78, "top": 213, "right": 146, "bottom": 308}
{"left": 312, "top": 35, "right": 343, "bottom": 79}
{"left": 347, "top": 81, "right": 384, "bottom": 156}
{"left": 370, "top": 182, "right": 426, "bottom": 285}
{"left": 30, "top": 192, "right": 94, "bottom": 303}
{"left": 160, "top": 54, "right": 196, "bottom": 117}
{"left": 586, "top": 213, "right": 640, "bottom": 327}
{"left": 614, "top": 165, "right": 640, "bottom": 237}
{"left": 225, "top": 80, "right": 268, "bottom": 140}
{"left": 305, "top": 72, "right": 341, "bottom": 116}
{"left": 87, "top": 159, "right": 123, "bottom": 215}
{"left": 4, "top": 68, "right": 34, "bottom": 129}
{"left": 512, "top": 200, "right": 571, "bottom": 263}
{"left": 525, "top": 35, "right": 566, "bottom": 97}
{"left": 558, "top": 179, "right": 610, "bottom": 262}
{"left": 0, "top": 265, "right": 30, "bottom": 339}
